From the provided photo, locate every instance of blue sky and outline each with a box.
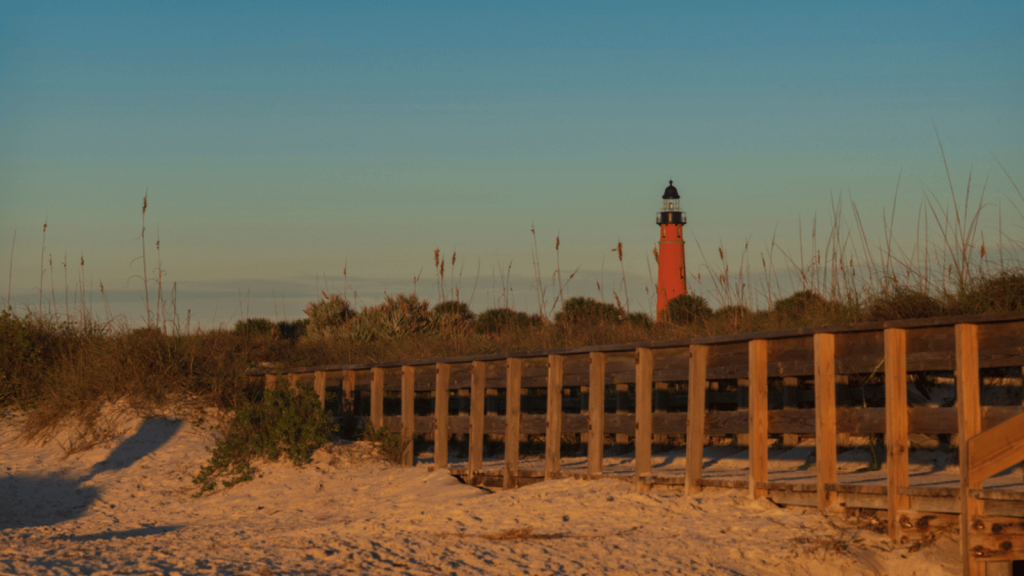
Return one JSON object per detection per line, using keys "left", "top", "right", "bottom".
{"left": 2, "top": 2, "right": 1022, "bottom": 326}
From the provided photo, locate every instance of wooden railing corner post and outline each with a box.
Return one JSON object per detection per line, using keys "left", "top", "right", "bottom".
{"left": 748, "top": 339, "right": 769, "bottom": 500}
{"left": 635, "top": 348, "right": 654, "bottom": 480}
{"left": 545, "top": 354, "right": 565, "bottom": 480}
{"left": 813, "top": 332, "right": 838, "bottom": 512}
{"left": 587, "top": 352, "right": 606, "bottom": 479}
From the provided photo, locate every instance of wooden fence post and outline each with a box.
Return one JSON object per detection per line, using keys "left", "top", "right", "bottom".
{"left": 313, "top": 371, "right": 328, "bottom": 410}
{"left": 956, "top": 323, "right": 983, "bottom": 576}
{"left": 884, "top": 328, "right": 909, "bottom": 539}
{"left": 814, "top": 333, "right": 838, "bottom": 511}
{"left": 434, "top": 363, "right": 451, "bottom": 469}
{"left": 782, "top": 377, "right": 799, "bottom": 447}
{"left": 635, "top": 348, "right": 654, "bottom": 479}
{"left": 370, "top": 367, "right": 384, "bottom": 430}
{"left": 686, "top": 345, "right": 708, "bottom": 496}
{"left": 342, "top": 370, "right": 356, "bottom": 436}
{"left": 401, "top": 365, "right": 415, "bottom": 466}
{"left": 469, "top": 361, "right": 486, "bottom": 481}
{"left": 588, "top": 352, "right": 606, "bottom": 478}
{"left": 749, "top": 340, "right": 769, "bottom": 499}
{"left": 546, "top": 354, "right": 565, "bottom": 480}
{"left": 505, "top": 358, "right": 522, "bottom": 489}
{"left": 616, "top": 383, "right": 630, "bottom": 453}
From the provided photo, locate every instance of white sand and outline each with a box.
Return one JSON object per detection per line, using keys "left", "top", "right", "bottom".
{"left": 1, "top": 410, "right": 961, "bottom": 575}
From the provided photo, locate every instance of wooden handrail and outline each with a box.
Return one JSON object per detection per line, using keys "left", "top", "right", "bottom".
{"left": 967, "top": 410, "right": 1024, "bottom": 486}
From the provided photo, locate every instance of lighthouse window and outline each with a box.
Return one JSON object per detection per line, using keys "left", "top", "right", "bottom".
{"left": 661, "top": 228, "right": 665, "bottom": 239}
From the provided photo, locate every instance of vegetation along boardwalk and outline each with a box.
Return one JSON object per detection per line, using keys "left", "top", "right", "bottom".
{"left": 248, "top": 310, "right": 1024, "bottom": 575}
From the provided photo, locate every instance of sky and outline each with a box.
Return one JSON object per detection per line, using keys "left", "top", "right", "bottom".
{"left": 2, "top": 1, "right": 1022, "bottom": 327}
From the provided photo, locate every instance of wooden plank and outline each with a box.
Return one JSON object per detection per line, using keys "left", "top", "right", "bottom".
{"left": 814, "top": 332, "right": 838, "bottom": 511}
{"left": 413, "top": 415, "right": 434, "bottom": 434}
{"left": 264, "top": 373, "right": 277, "bottom": 391}
{"left": 635, "top": 348, "right": 654, "bottom": 478}
{"left": 957, "top": 323, "right": 984, "bottom": 576}
{"left": 243, "top": 314, "right": 1024, "bottom": 378}
{"left": 615, "top": 383, "right": 630, "bottom": 451}
{"left": 696, "top": 478, "right": 747, "bottom": 489}
{"left": 652, "top": 412, "right": 687, "bottom": 434}
{"left": 342, "top": 370, "right": 357, "bottom": 435}
{"left": 505, "top": 358, "right": 522, "bottom": 489}
{"left": 546, "top": 354, "right": 564, "bottom": 480}
{"left": 896, "top": 511, "right": 958, "bottom": 540}
{"left": 969, "top": 516, "right": 1024, "bottom": 562}
{"left": 401, "top": 366, "right": 415, "bottom": 466}
{"left": 884, "top": 327, "right": 910, "bottom": 539}
{"left": 469, "top": 360, "right": 486, "bottom": 479}
{"left": 370, "top": 367, "right": 384, "bottom": 430}
{"left": 971, "top": 489, "right": 1024, "bottom": 502}
{"left": 313, "top": 371, "right": 327, "bottom": 410}
{"left": 782, "top": 376, "right": 799, "bottom": 446}
{"left": 969, "top": 411, "right": 1024, "bottom": 483}
{"left": 686, "top": 344, "right": 709, "bottom": 496}
{"left": 434, "top": 363, "right": 450, "bottom": 469}
{"left": 588, "top": 352, "right": 606, "bottom": 478}
{"left": 749, "top": 339, "right": 769, "bottom": 499}
{"left": 604, "top": 413, "right": 636, "bottom": 436}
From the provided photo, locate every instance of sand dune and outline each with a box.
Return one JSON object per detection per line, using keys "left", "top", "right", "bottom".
{"left": 1, "top": 411, "right": 959, "bottom": 575}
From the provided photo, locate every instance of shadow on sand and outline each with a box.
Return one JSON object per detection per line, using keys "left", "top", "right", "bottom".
{"left": 0, "top": 419, "right": 183, "bottom": 530}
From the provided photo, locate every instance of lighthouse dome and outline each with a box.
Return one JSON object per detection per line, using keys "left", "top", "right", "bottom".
{"left": 662, "top": 180, "right": 680, "bottom": 200}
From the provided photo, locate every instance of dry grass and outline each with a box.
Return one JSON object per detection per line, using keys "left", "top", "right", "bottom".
{"left": 1, "top": 146, "right": 1021, "bottom": 447}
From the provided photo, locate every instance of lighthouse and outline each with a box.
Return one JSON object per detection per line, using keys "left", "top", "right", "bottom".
{"left": 656, "top": 180, "right": 687, "bottom": 317}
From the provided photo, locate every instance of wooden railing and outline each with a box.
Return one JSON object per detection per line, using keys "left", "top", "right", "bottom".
{"left": 250, "top": 311, "right": 1024, "bottom": 573}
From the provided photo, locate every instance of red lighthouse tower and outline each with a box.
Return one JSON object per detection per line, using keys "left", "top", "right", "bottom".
{"left": 656, "top": 180, "right": 687, "bottom": 318}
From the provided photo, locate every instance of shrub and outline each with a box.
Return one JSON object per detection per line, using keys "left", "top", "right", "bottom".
{"left": 476, "top": 308, "right": 543, "bottom": 334}
{"left": 773, "top": 290, "right": 829, "bottom": 319}
{"left": 953, "top": 272, "right": 1024, "bottom": 315}
{"left": 555, "top": 296, "right": 620, "bottom": 325}
{"left": 276, "top": 319, "right": 309, "bottom": 340}
{"left": 864, "top": 287, "right": 944, "bottom": 321}
{"left": 359, "top": 422, "right": 405, "bottom": 464}
{"left": 432, "top": 300, "right": 476, "bottom": 331}
{"left": 348, "top": 294, "right": 432, "bottom": 342}
{"left": 662, "top": 294, "right": 712, "bottom": 325}
{"left": 625, "top": 312, "right": 653, "bottom": 329}
{"left": 304, "top": 294, "right": 357, "bottom": 333}
{"left": 0, "top": 312, "right": 63, "bottom": 408}
{"left": 193, "top": 381, "right": 335, "bottom": 495}
{"left": 233, "top": 318, "right": 275, "bottom": 337}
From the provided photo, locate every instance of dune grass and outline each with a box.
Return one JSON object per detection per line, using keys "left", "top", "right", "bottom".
{"left": 1, "top": 151, "right": 1021, "bottom": 449}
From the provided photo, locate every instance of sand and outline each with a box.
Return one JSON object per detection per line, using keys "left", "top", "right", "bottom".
{"left": 1, "top": 409, "right": 961, "bottom": 575}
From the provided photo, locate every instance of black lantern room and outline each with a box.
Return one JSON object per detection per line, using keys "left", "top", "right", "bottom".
{"left": 656, "top": 180, "right": 686, "bottom": 225}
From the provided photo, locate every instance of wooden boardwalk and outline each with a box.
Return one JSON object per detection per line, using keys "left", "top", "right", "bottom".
{"left": 250, "top": 311, "right": 1024, "bottom": 575}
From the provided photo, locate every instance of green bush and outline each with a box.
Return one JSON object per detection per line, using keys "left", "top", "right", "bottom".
{"left": 192, "top": 381, "right": 335, "bottom": 495}
{"left": 954, "top": 272, "right": 1024, "bottom": 315}
{"left": 0, "top": 312, "right": 63, "bottom": 408}
{"left": 304, "top": 294, "right": 357, "bottom": 333}
{"left": 555, "top": 296, "right": 620, "bottom": 325}
{"left": 773, "top": 290, "right": 829, "bottom": 319}
{"left": 359, "top": 422, "right": 405, "bottom": 464}
{"left": 276, "top": 319, "right": 309, "bottom": 340}
{"left": 864, "top": 287, "right": 944, "bottom": 321}
{"left": 625, "top": 312, "right": 653, "bottom": 329}
{"left": 348, "top": 294, "right": 433, "bottom": 342}
{"left": 432, "top": 300, "right": 476, "bottom": 331}
{"left": 233, "top": 318, "right": 276, "bottom": 337}
{"left": 662, "top": 294, "right": 712, "bottom": 325}
{"left": 476, "top": 308, "right": 543, "bottom": 334}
